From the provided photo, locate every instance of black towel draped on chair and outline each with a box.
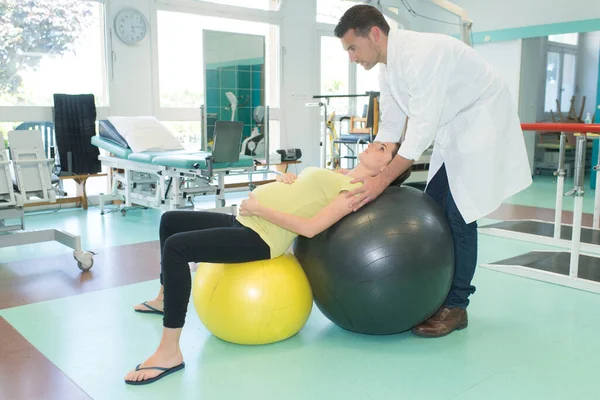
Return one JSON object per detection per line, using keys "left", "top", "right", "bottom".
{"left": 52, "top": 93, "right": 101, "bottom": 174}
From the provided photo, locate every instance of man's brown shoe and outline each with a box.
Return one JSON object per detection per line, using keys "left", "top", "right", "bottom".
{"left": 411, "top": 307, "right": 468, "bottom": 338}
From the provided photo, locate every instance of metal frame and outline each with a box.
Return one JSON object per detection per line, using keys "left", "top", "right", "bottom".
{"left": 361, "top": 0, "right": 473, "bottom": 45}
{"left": 482, "top": 251, "right": 600, "bottom": 294}
{"left": 96, "top": 154, "right": 254, "bottom": 215}
{"left": 480, "top": 122, "right": 600, "bottom": 292}
{"left": 428, "top": 0, "right": 473, "bottom": 46}
{"left": 0, "top": 131, "right": 95, "bottom": 271}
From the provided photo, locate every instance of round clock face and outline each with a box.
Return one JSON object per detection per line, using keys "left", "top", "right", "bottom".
{"left": 115, "top": 9, "right": 148, "bottom": 45}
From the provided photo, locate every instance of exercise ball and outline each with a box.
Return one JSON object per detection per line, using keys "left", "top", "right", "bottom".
{"left": 293, "top": 186, "right": 454, "bottom": 335}
{"left": 192, "top": 253, "right": 313, "bottom": 345}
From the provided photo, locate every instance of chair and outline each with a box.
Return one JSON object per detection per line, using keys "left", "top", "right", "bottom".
{"left": 333, "top": 92, "right": 379, "bottom": 168}
{"left": 0, "top": 130, "right": 95, "bottom": 271}
{"left": 14, "top": 122, "right": 61, "bottom": 184}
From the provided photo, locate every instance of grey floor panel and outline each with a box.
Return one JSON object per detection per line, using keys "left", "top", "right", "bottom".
{"left": 490, "top": 251, "right": 600, "bottom": 282}
{"left": 482, "top": 220, "right": 600, "bottom": 246}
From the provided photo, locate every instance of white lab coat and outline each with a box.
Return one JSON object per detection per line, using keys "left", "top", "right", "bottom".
{"left": 375, "top": 29, "right": 532, "bottom": 224}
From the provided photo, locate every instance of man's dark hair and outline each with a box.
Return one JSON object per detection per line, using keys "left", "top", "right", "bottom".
{"left": 334, "top": 4, "right": 390, "bottom": 38}
{"left": 389, "top": 168, "right": 412, "bottom": 187}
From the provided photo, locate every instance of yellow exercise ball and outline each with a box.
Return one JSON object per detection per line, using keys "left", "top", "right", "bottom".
{"left": 192, "top": 253, "right": 313, "bottom": 345}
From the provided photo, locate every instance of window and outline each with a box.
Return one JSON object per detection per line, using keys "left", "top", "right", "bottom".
{"left": 161, "top": 121, "right": 201, "bottom": 150}
{"left": 320, "top": 36, "right": 350, "bottom": 116}
{"left": 543, "top": 33, "right": 578, "bottom": 113}
{"left": 157, "top": 12, "right": 204, "bottom": 108}
{"left": 0, "top": 122, "right": 23, "bottom": 143}
{"left": 195, "top": 0, "right": 280, "bottom": 11}
{"left": 355, "top": 65, "right": 380, "bottom": 116}
{"left": 156, "top": 11, "right": 279, "bottom": 109}
{"left": 544, "top": 52, "right": 561, "bottom": 112}
{"left": 0, "top": 1, "right": 108, "bottom": 107}
{"left": 549, "top": 33, "right": 578, "bottom": 46}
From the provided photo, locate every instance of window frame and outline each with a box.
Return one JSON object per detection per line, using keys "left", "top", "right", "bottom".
{"left": 542, "top": 35, "right": 580, "bottom": 118}
{"left": 152, "top": 1, "right": 282, "bottom": 123}
{"left": 0, "top": 0, "right": 110, "bottom": 122}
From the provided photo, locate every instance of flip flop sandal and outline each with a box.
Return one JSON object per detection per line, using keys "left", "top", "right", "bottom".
{"left": 125, "top": 362, "right": 185, "bottom": 385}
{"left": 134, "top": 301, "right": 164, "bottom": 315}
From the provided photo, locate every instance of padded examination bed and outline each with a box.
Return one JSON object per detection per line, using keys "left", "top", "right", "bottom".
{"left": 92, "top": 134, "right": 253, "bottom": 170}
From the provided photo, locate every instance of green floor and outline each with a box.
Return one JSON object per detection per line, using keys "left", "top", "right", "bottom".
{"left": 2, "top": 176, "right": 600, "bottom": 399}
{"left": 505, "top": 174, "right": 598, "bottom": 212}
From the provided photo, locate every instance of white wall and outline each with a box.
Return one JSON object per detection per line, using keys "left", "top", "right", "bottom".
{"left": 452, "top": 0, "right": 600, "bottom": 32}
{"left": 278, "top": 0, "right": 320, "bottom": 169}
{"left": 473, "top": 39, "right": 538, "bottom": 170}
{"left": 518, "top": 37, "right": 546, "bottom": 171}
{"left": 576, "top": 31, "right": 600, "bottom": 118}
{"left": 474, "top": 40, "right": 523, "bottom": 101}
{"left": 518, "top": 37, "right": 546, "bottom": 123}
{"left": 105, "top": 0, "right": 155, "bottom": 116}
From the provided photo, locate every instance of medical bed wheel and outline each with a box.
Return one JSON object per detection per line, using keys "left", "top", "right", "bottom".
{"left": 73, "top": 250, "right": 96, "bottom": 271}
{"left": 192, "top": 253, "right": 313, "bottom": 345}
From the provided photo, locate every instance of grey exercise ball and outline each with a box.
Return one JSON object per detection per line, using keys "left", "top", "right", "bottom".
{"left": 293, "top": 186, "right": 454, "bottom": 335}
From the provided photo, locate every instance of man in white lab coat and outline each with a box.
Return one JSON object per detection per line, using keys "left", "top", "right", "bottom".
{"left": 335, "top": 5, "right": 532, "bottom": 338}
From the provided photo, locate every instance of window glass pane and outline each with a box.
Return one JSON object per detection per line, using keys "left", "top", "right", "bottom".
{"left": 548, "top": 33, "right": 578, "bottom": 45}
{"left": 157, "top": 11, "right": 279, "bottom": 108}
{"left": 160, "top": 121, "right": 202, "bottom": 150}
{"left": 195, "top": 0, "right": 280, "bottom": 11}
{"left": 544, "top": 52, "right": 560, "bottom": 112}
{"left": 157, "top": 12, "right": 204, "bottom": 108}
{"left": 560, "top": 53, "right": 577, "bottom": 112}
{"left": 65, "top": 176, "right": 108, "bottom": 197}
{"left": 355, "top": 65, "right": 380, "bottom": 116}
{"left": 320, "top": 36, "right": 350, "bottom": 116}
{"left": 0, "top": 1, "right": 107, "bottom": 107}
{"left": 267, "top": 120, "right": 280, "bottom": 153}
{"left": 0, "top": 122, "right": 23, "bottom": 144}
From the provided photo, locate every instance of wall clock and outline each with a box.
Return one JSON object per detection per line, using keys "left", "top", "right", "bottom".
{"left": 114, "top": 8, "right": 149, "bottom": 46}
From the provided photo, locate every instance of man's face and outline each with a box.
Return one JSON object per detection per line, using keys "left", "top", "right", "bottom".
{"left": 340, "top": 28, "right": 381, "bottom": 70}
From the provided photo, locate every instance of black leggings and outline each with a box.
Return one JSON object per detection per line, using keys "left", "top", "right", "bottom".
{"left": 159, "top": 211, "right": 271, "bottom": 328}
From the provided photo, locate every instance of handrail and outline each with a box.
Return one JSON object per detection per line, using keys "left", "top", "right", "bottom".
{"left": 520, "top": 122, "right": 600, "bottom": 280}
{"left": 521, "top": 123, "right": 600, "bottom": 133}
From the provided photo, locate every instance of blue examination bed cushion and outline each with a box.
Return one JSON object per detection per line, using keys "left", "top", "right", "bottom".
{"left": 92, "top": 136, "right": 253, "bottom": 170}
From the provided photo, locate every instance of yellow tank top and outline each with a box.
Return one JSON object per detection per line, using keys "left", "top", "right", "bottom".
{"left": 236, "top": 167, "right": 361, "bottom": 258}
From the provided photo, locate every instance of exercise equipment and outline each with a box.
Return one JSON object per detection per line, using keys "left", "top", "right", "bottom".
{"left": 306, "top": 92, "right": 432, "bottom": 183}
{"left": 480, "top": 122, "right": 600, "bottom": 293}
{"left": 240, "top": 106, "right": 266, "bottom": 158}
{"left": 192, "top": 253, "right": 313, "bottom": 345}
{"left": 293, "top": 186, "right": 454, "bottom": 335}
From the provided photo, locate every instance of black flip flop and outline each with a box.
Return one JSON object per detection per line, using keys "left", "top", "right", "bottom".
{"left": 134, "top": 301, "right": 164, "bottom": 315}
{"left": 125, "top": 362, "right": 185, "bottom": 385}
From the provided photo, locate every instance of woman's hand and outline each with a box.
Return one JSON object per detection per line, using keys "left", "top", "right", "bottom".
{"left": 276, "top": 172, "right": 297, "bottom": 184}
{"left": 239, "top": 193, "right": 263, "bottom": 217}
